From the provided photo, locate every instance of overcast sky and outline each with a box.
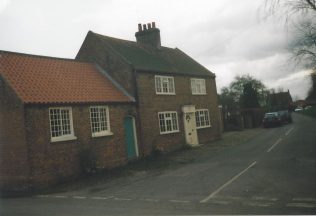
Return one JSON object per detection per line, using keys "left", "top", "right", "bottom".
{"left": 0, "top": 0, "right": 312, "bottom": 99}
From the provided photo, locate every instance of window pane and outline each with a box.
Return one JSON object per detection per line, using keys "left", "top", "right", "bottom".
{"left": 158, "top": 112, "right": 178, "bottom": 133}
{"left": 172, "top": 113, "right": 178, "bottom": 130}
{"left": 168, "top": 78, "right": 174, "bottom": 93}
{"left": 195, "top": 111, "right": 200, "bottom": 127}
{"left": 166, "top": 119, "right": 172, "bottom": 131}
{"left": 90, "top": 106, "right": 109, "bottom": 135}
{"left": 155, "top": 77, "right": 162, "bottom": 93}
{"left": 49, "top": 108, "right": 72, "bottom": 138}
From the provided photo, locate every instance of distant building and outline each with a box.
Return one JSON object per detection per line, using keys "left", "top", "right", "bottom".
{"left": 267, "top": 90, "right": 293, "bottom": 111}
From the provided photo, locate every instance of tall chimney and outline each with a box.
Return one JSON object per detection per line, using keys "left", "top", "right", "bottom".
{"left": 138, "top": 23, "right": 142, "bottom": 32}
{"left": 135, "top": 22, "right": 161, "bottom": 49}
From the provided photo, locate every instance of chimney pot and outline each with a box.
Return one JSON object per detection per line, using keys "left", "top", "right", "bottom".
{"left": 138, "top": 23, "right": 142, "bottom": 32}
{"left": 135, "top": 21, "right": 161, "bottom": 49}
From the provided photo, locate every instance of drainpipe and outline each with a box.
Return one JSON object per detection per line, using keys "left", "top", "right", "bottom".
{"left": 132, "top": 68, "right": 145, "bottom": 157}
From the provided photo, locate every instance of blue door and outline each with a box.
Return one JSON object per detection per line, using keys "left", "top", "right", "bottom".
{"left": 124, "top": 116, "right": 138, "bottom": 159}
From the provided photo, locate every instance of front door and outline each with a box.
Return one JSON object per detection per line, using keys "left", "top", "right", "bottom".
{"left": 124, "top": 116, "right": 139, "bottom": 159}
{"left": 182, "top": 105, "right": 199, "bottom": 146}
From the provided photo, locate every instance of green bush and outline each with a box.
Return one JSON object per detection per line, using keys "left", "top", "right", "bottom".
{"left": 300, "top": 106, "right": 316, "bottom": 118}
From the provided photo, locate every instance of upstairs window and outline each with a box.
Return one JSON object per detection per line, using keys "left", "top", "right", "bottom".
{"left": 158, "top": 111, "right": 179, "bottom": 134}
{"left": 49, "top": 107, "right": 76, "bottom": 142}
{"left": 191, "top": 78, "right": 206, "bottom": 95}
{"left": 195, "top": 109, "right": 211, "bottom": 129}
{"left": 155, "top": 75, "right": 175, "bottom": 95}
{"left": 90, "top": 106, "right": 112, "bottom": 137}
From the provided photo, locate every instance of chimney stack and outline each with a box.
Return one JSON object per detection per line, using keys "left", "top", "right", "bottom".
{"left": 135, "top": 22, "right": 161, "bottom": 49}
{"left": 138, "top": 23, "right": 142, "bottom": 32}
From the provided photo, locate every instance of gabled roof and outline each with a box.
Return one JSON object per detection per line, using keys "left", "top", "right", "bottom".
{"left": 0, "top": 50, "right": 134, "bottom": 104}
{"left": 85, "top": 31, "right": 214, "bottom": 77}
{"left": 268, "top": 91, "right": 293, "bottom": 104}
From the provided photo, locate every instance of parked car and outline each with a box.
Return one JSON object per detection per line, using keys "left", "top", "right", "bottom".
{"left": 278, "top": 110, "right": 292, "bottom": 123}
{"left": 262, "top": 112, "right": 282, "bottom": 128}
{"left": 295, "top": 107, "right": 303, "bottom": 112}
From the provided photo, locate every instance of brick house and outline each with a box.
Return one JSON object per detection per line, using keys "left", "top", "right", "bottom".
{"left": 267, "top": 90, "right": 293, "bottom": 111}
{"left": 76, "top": 22, "right": 221, "bottom": 156}
{"left": 0, "top": 51, "right": 138, "bottom": 191}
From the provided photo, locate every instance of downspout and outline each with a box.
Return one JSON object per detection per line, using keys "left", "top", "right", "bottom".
{"left": 132, "top": 68, "right": 146, "bottom": 157}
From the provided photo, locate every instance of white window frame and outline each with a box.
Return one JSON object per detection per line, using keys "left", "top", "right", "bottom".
{"left": 155, "top": 75, "right": 175, "bottom": 95}
{"left": 90, "top": 106, "right": 113, "bottom": 137}
{"left": 195, "top": 109, "right": 211, "bottom": 129}
{"left": 49, "top": 107, "right": 76, "bottom": 142}
{"left": 158, "top": 111, "right": 179, "bottom": 134}
{"left": 191, "top": 78, "right": 206, "bottom": 95}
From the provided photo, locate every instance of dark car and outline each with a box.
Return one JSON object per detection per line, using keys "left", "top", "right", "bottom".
{"left": 262, "top": 112, "right": 282, "bottom": 128}
{"left": 278, "top": 110, "right": 292, "bottom": 123}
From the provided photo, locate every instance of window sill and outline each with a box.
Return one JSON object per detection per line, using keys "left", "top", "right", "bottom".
{"left": 51, "top": 135, "right": 77, "bottom": 143}
{"left": 92, "top": 131, "right": 114, "bottom": 138}
{"left": 156, "top": 93, "right": 176, "bottom": 95}
{"left": 160, "top": 130, "right": 180, "bottom": 135}
{"left": 192, "top": 93, "right": 207, "bottom": 95}
{"left": 197, "top": 125, "right": 211, "bottom": 129}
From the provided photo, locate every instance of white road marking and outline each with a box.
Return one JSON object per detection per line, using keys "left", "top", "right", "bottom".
{"left": 72, "top": 196, "right": 87, "bottom": 199}
{"left": 169, "top": 200, "right": 190, "bottom": 203}
{"left": 285, "top": 127, "right": 294, "bottom": 136}
{"left": 292, "top": 197, "right": 316, "bottom": 202}
{"left": 252, "top": 196, "right": 278, "bottom": 202}
{"left": 143, "top": 198, "right": 159, "bottom": 202}
{"left": 91, "top": 196, "right": 110, "bottom": 200}
{"left": 200, "top": 161, "right": 257, "bottom": 203}
{"left": 53, "top": 195, "right": 67, "bottom": 198}
{"left": 287, "top": 202, "right": 316, "bottom": 208}
{"left": 267, "top": 138, "right": 282, "bottom": 152}
{"left": 243, "top": 201, "right": 273, "bottom": 207}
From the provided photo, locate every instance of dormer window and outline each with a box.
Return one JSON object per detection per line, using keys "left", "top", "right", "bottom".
{"left": 155, "top": 75, "right": 175, "bottom": 95}
{"left": 191, "top": 78, "right": 206, "bottom": 95}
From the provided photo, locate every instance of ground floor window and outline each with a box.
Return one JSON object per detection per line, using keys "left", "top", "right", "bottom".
{"left": 195, "top": 109, "right": 211, "bottom": 129}
{"left": 49, "top": 107, "right": 75, "bottom": 142}
{"left": 158, "top": 111, "right": 179, "bottom": 134}
{"left": 90, "top": 106, "right": 112, "bottom": 137}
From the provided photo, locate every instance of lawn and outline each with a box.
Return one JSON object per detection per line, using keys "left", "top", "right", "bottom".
{"left": 300, "top": 106, "right": 316, "bottom": 118}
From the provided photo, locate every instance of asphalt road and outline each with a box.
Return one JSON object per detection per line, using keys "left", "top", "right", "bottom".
{"left": 1, "top": 113, "right": 316, "bottom": 215}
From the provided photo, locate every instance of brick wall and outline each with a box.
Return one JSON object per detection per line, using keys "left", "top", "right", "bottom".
{"left": 3, "top": 102, "right": 136, "bottom": 190}
{"left": 76, "top": 32, "right": 136, "bottom": 97}
{"left": 0, "top": 77, "right": 30, "bottom": 192}
{"left": 136, "top": 72, "right": 221, "bottom": 155}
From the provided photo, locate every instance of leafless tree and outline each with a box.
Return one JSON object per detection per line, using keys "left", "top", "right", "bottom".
{"left": 265, "top": 0, "right": 316, "bottom": 69}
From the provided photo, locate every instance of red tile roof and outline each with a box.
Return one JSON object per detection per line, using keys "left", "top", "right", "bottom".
{"left": 0, "top": 51, "right": 133, "bottom": 104}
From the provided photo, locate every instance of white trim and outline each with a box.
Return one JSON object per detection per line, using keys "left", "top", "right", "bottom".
{"left": 51, "top": 135, "right": 77, "bottom": 143}
{"left": 155, "top": 75, "right": 176, "bottom": 95}
{"left": 90, "top": 106, "right": 112, "bottom": 138}
{"left": 191, "top": 78, "right": 207, "bottom": 95}
{"left": 158, "top": 111, "right": 180, "bottom": 134}
{"left": 92, "top": 131, "right": 113, "bottom": 137}
{"left": 49, "top": 107, "right": 76, "bottom": 142}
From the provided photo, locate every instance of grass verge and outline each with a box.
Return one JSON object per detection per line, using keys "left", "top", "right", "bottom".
{"left": 300, "top": 106, "right": 316, "bottom": 118}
